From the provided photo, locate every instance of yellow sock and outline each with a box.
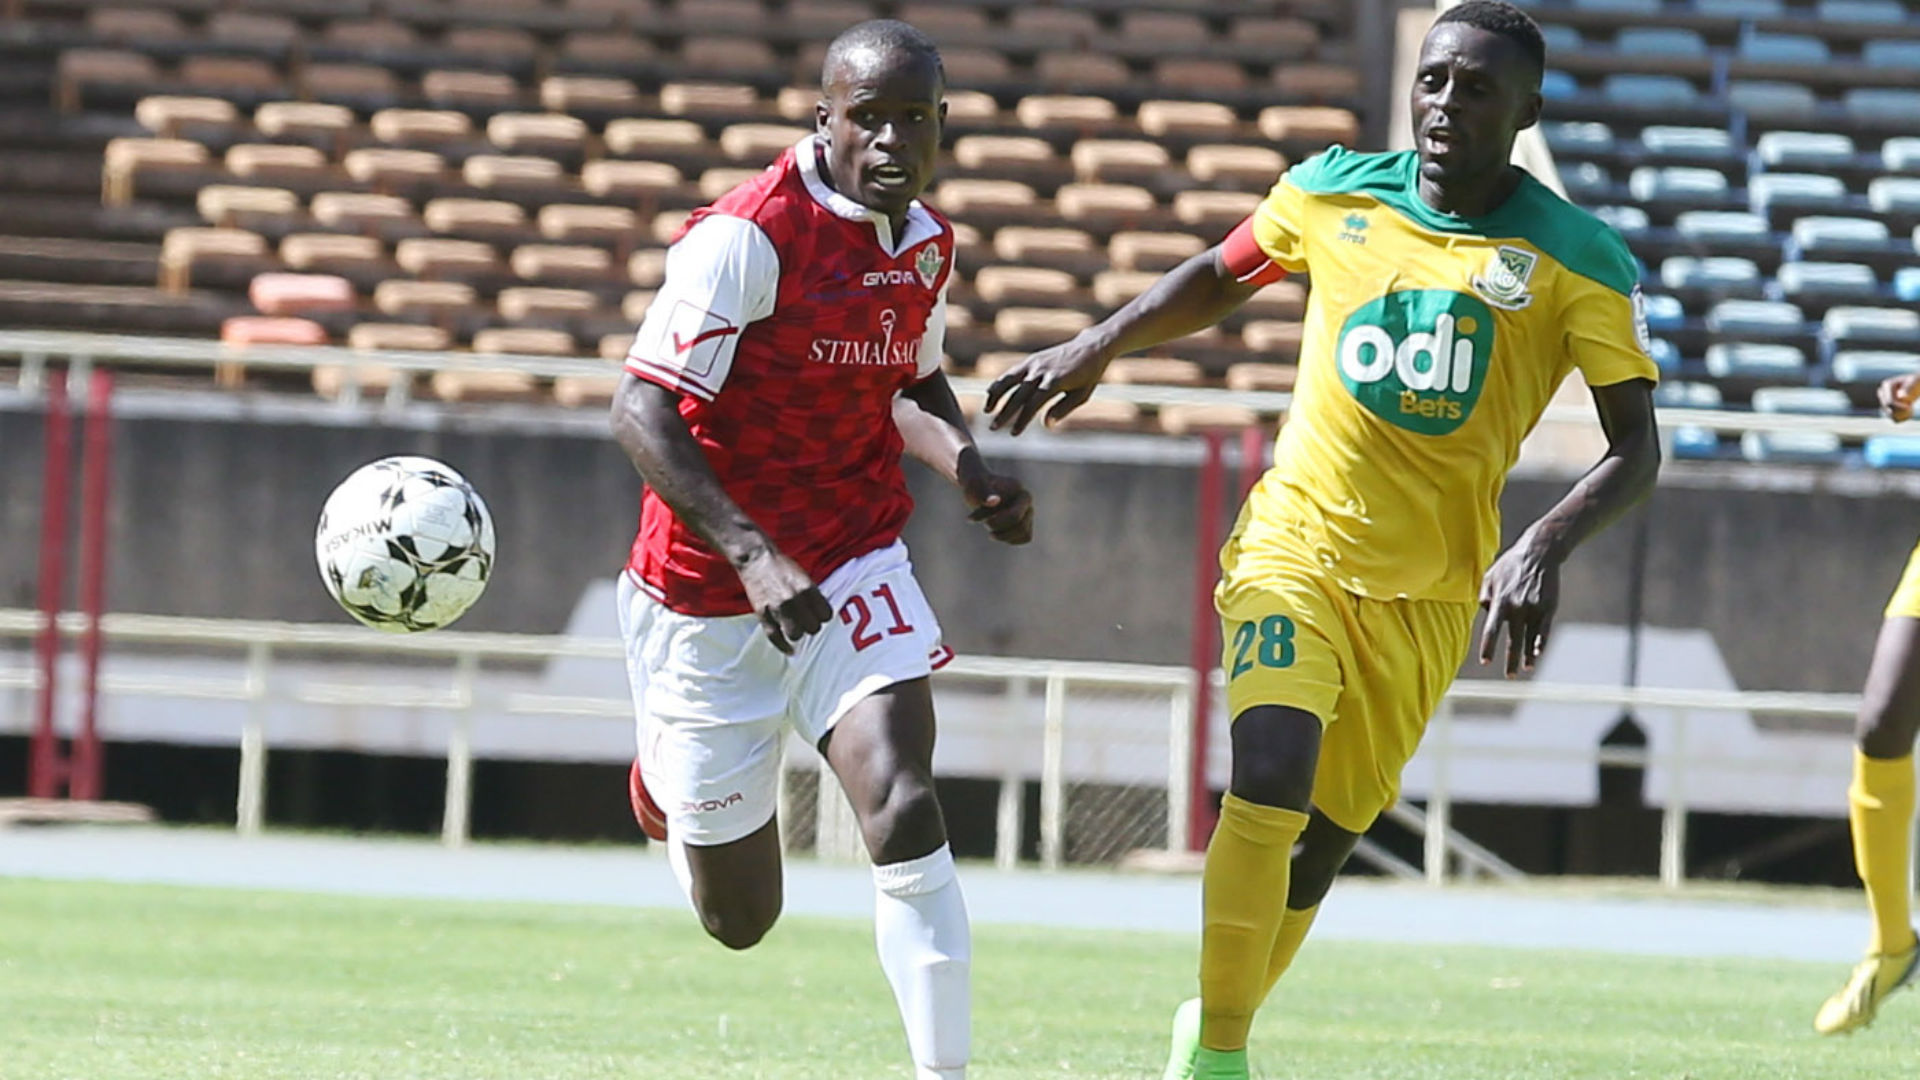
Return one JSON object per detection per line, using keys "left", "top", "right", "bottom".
{"left": 1849, "top": 749, "right": 1918, "bottom": 956}
{"left": 1198, "top": 794, "right": 1309, "bottom": 1052}
{"left": 1258, "top": 903, "right": 1320, "bottom": 1004}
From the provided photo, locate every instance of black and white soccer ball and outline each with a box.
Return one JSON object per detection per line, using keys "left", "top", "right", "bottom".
{"left": 315, "top": 456, "right": 496, "bottom": 633}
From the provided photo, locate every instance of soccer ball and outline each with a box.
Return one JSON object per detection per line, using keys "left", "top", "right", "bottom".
{"left": 315, "top": 456, "right": 496, "bottom": 632}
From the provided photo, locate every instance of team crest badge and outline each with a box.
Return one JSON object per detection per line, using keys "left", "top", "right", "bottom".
{"left": 915, "top": 244, "right": 944, "bottom": 289}
{"left": 1470, "top": 245, "right": 1537, "bottom": 311}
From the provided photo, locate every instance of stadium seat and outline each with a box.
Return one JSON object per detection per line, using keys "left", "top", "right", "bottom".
{"left": 280, "top": 233, "right": 386, "bottom": 274}
{"left": 1107, "top": 357, "right": 1205, "bottom": 387}
{"left": 1705, "top": 342, "right": 1805, "bottom": 379}
{"left": 197, "top": 185, "right": 300, "bottom": 229}
{"left": 395, "top": 238, "right": 498, "bottom": 278}
{"left": 487, "top": 113, "right": 589, "bottom": 156}
{"left": 371, "top": 109, "right": 473, "bottom": 146}
{"left": 249, "top": 272, "right": 354, "bottom": 316}
{"left": 1820, "top": 0, "right": 1907, "bottom": 21}
{"left": 463, "top": 154, "right": 566, "bottom": 192}
{"left": 1648, "top": 338, "right": 1682, "bottom": 372}
{"left": 1881, "top": 138, "right": 1920, "bottom": 173}
{"left": 1864, "top": 41, "right": 1920, "bottom": 70}
{"left": 1139, "top": 101, "right": 1239, "bottom": 139}
{"left": 343, "top": 148, "right": 445, "bottom": 189}
{"left": 938, "top": 181, "right": 1044, "bottom": 220}
{"left": 1241, "top": 321, "right": 1306, "bottom": 356}
{"left": 1675, "top": 210, "right": 1770, "bottom": 240}
{"left": 302, "top": 64, "right": 400, "bottom": 108}
{"left": 1727, "top": 81, "right": 1817, "bottom": 120}
{"left": 1618, "top": 28, "right": 1706, "bottom": 56}
{"left": 1640, "top": 126, "right": 1732, "bottom": 161}
{"left": 1894, "top": 267, "right": 1920, "bottom": 301}
{"left": 255, "top": 102, "right": 354, "bottom": 143}
{"left": 1792, "top": 216, "right": 1891, "bottom": 253}
{"left": 1052, "top": 399, "right": 1144, "bottom": 434}
{"left": 1592, "top": 206, "right": 1651, "bottom": 234}
{"left": 1242, "top": 281, "right": 1308, "bottom": 322}
{"left": 992, "top": 227, "right": 1099, "bottom": 275}
{"left": 443, "top": 26, "right": 540, "bottom": 65}
{"left": 1824, "top": 306, "right": 1920, "bottom": 343}
{"left": 539, "top": 205, "right": 638, "bottom": 246}
{"left": 1257, "top": 107, "right": 1359, "bottom": 146}
{"left": 1162, "top": 59, "right": 1253, "bottom": 96}
{"left": 1560, "top": 163, "right": 1612, "bottom": 202}
{"left": 510, "top": 244, "right": 613, "bottom": 284}
{"left": 540, "top": 76, "right": 640, "bottom": 113}
{"left": 583, "top": 160, "right": 684, "bottom": 201}
{"left": 373, "top": 279, "right": 479, "bottom": 320}
{"left": 1226, "top": 363, "right": 1298, "bottom": 393}
{"left": 1629, "top": 166, "right": 1729, "bottom": 205}
{"left": 311, "top": 192, "right": 413, "bottom": 232}
{"left": 159, "top": 227, "right": 270, "bottom": 292}
{"left": 554, "top": 374, "right": 621, "bottom": 409}
{"left": 698, "top": 168, "right": 763, "bottom": 200}
{"left": 1868, "top": 178, "right": 1920, "bottom": 215}
{"left": 1110, "top": 231, "right": 1204, "bottom": 273}
{"left": 1575, "top": 0, "right": 1661, "bottom": 11}
{"left": 1751, "top": 387, "right": 1851, "bottom": 414}
{"left": 1072, "top": 141, "right": 1171, "bottom": 184}
{"left": 423, "top": 70, "right": 520, "bottom": 109}
{"left": 1660, "top": 256, "right": 1762, "bottom": 293}
{"left": 1695, "top": 0, "right": 1785, "bottom": 16}
{"left": 1706, "top": 299, "right": 1804, "bottom": 334}
{"left": 498, "top": 286, "right": 599, "bottom": 322}
{"left": 1545, "top": 121, "right": 1615, "bottom": 156}
{"left": 89, "top": 7, "right": 187, "bottom": 42}
{"left": 1741, "top": 430, "right": 1843, "bottom": 463}
{"left": 1541, "top": 25, "right": 1583, "bottom": 53}
{"left": 425, "top": 197, "right": 526, "bottom": 236}
{"left": 972, "top": 266, "right": 1077, "bottom": 306}
{"left": 1541, "top": 71, "right": 1579, "bottom": 102}
{"left": 1865, "top": 435, "right": 1920, "bottom": 468}
{"left": 1778, "top": 261, "right": 1880, "bottom": 301}
{"left": 1186, "top": 146, "right": 1285, "bottom": 188}
{"left": 556, "top": 33, "right": 657, "bottom": 74}
{"left": 1056, "top": 183, "right": 1157, "bottom": 227}
{"left": 1174, "top": 190, "right": 1261, "bottom": 230}
{"left": 721, "top": 124, "right": 809, "bottom": 164}
{"left": 1091, "top": 270, "right": 1161, "bottom": 307}
{"left": 660, "top": 82, "right": 759, "bottom": 117}
{"left": 322, "top": 19, "right": 419, "bottom": 51}
{"left": 1038, "top": 53, "right": 1135, "bottom": 91}
{"left": 226, "top": 144, "right": 330, "bottom": 185}
{"left": 939, "top": 49, "right": 1014, "bottom": 87}
{"left": 629, "top": 249, "right": 668, "bottom": 287}
{"left": 1642, "top": 292, "right": 1686, "bottom": 330}
{"left": 470, "top": 328, "right": 575, "bottom": 358}
{"left": 953, "top": 136, "right": 1057, "bottom": 182}
{"left": 1015, "top": 95, "right": 1121, "bottom": 133}
{"left": 1654, "top": 381, "right": 1724, "bottom": 409}
{"left": 134, "top": 96, "right": 239, "bottom": 139}
{"left": 1847, "top": 89, "right": 1920, "bottom": 125}
{"left": 179, "top": 56, "right": 284, "bottom": 98}
{"left": 220, "top": 315, "right": 327, "bottom": 353}
{"left": 1834, "top": 350, "right": 1920, "bottom": 386}
{"left": 1158, "top": 403, "right": 1261, "bottom": 436}
{"left": 1750, "top": 174, "right": 1848, "bottom": 213}
{"left": 1670, "top": 426, "right": 1723, "bottom": 459}
{"left": 942, "top": 90, "right": 999, "bottom": 127}
{"left": 995, "top": 307, "right": 1094, "bottom": 348}
{"left": 1739, "top": 33, "right": 1829, "bottom": 65}
{"left": 1756, "top": 132, "right": 1855, "bottom": 171}
{"left": 1603, "top": 75, "right": 1699, "bottom": 109}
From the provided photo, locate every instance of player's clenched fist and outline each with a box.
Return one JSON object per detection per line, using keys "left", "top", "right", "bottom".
{"left": 961, "top": 468, "right": 1035, "bottom": 545}
{"left": 984, "top": 334, "right": 1112, "bottom": 436}
{"left": 1879, "top": 373, "right": 1920, "bottom": 423}
{"left": 736, "top": 545, "right": 832, "bottom": 654}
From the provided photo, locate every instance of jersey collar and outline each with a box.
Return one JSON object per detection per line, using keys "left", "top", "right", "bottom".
{"left": 794, "top": 135, "right": 940, "bottom": 257}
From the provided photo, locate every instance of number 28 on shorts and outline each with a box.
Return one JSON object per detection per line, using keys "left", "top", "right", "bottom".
{"left": 1229, "top": 614, "right": 1297, "bottom": 679}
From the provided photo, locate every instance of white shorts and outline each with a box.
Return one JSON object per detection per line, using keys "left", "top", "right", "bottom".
{"left": 618, "top": 541, "right": 951, "bottom": 847}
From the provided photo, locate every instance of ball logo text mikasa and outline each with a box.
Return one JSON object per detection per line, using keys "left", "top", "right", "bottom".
{"left": 1336, "top": 290, "right": 1495, "bottom": 435}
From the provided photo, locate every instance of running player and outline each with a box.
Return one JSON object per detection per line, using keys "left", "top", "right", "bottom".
{"left": 610, "top": 21, "right": 1032, "bottom": 1080}
{"left": 986, "top": 4, "right": 1659, "bottom": 1077}
{"left": 1813, "top": 372, "right": 1920, "bottom": 1035}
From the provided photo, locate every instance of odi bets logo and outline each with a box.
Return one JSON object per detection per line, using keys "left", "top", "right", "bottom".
{"left": 1336, "top": 289, "right": 1494, "bottom": 435}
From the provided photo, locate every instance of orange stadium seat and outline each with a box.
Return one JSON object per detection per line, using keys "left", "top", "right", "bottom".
{"left": 934, "top": 179, "right": 1039, "bottom": 216}
{"left": 346, "top": 323, "right": 449, "bottom": 352}
{"left": 225, "top": 143, "right": 330, "bottom": 185}
{"left": 583, "top": 159, "right": 684, "bottom": 202}
{"left": 774, "top": 86, "right": 819, "bottom": 122}
{"left": 721, "top": 124, "right": 809, "bottom": 164}
{"left": 469, "top": 328, "right": 574, "bottom": 357}
{"left": 1015, "top": 95, "right": 1120, "bottom": 133}
{"left": 1173, "top": 190, "right": 1261, "bottom": 230}
{"left": 249, "top": 272, "right": 355, "bottom": 316}
{"left": 395, "top": 237, "right": 498, "bottom": 279}
{"left": 1188, "top": 145, "right": 1286, "bottom": 189}
{"left": 606, "top": 118, "right": 708, "bottom": 159}
{"left": 221, "top": 314, "right": 327, "bottom": 347}
{"left": 134, "top": 96, "right": 239, "bottom": 138}
{"left": 374, "top": 279, "right": 479, "bottom": 320}
{"left": 1158, "top": 403, "right": 1261, "bottom": 436}
{"left": 498, "top": 286, "right": 600, "bottom": 322}
{"left": 539, "top": 204, "right": 639, "bottom": 245}
{"left": 972, "top": 266, "right": 1078, "bottom": 306}
{"left": 487, "top": 113, "right": 590, "bottom": 156}
{"left": 1071, "top": 140, "right": 1171, "bottom": 184}
{"left": 255, "top": 102, "right": 355, "bottom": 143}
{"left": 196, "top": 185, "right": 301, "bottom": 229}
{"left": 424, "top": 197, "right": 527, "bottom": 237}
{"left": 159, "top": 226, "right": 271, "bottom": 292}
{"left": 954, "top": 135, "right": 1057, "bottom": 172}
{"left": 1056, "top": 183, "right": 1157, "bottom": 227}
{"left": 1259, "top": 106, "right": 1360, "bottom": 146}
{"left": 371, "top": 109, "right": 474, "bottom": 146}
{"left": 101, "top": 136, "right": 209, "bottom": 205}
{"left": 310, "top": 192, "right": 414, "bottom": 232}
{"left": 510, "top": 244, "right": 614, "bottom": 284}
{"left": 540, "top": 76, "right": 640, "bottom": 113}
{"left": 995, "top": 307, "right": 1094, "bottom": 348}
{"left": 463, "top": 154, "right": 568, "bottom": 194}
{"left": 1110, "top": 231, "right": 1204, "bottom": 273}
{"left": 1138, "top": 100, "right": 1240, "bottom": 140}
{"left": 1225, "top": 362, "right": 1298, "bottom": 393}
{"left": 280, "top": 233, "right": 388, "bottom": 274}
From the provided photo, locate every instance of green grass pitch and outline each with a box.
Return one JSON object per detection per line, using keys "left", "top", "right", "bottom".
{"left": 0, "top": 876, "right": 1906, "bottom": 1079}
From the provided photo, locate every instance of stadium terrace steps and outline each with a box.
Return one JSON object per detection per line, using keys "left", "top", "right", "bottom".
{"left": 0, "top": 277, "right": 242, "bottom": 335}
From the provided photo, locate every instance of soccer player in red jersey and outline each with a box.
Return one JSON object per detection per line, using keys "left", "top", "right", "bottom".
{"left": 609, "top": 20, "right": 1031, "bottom": 1079}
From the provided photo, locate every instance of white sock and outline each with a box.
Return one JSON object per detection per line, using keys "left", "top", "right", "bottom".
{"left": 872, "top": 843, "right": 971, "bottom": 1080}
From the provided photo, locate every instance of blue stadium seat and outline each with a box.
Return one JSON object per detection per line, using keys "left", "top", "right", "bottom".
{"left": 1695, "top": 0, "right": 1786, "bottom": 16}
{"left": 1648, "top": 337, "right": 1682, "bottom": 372}
{"left": 1895, "top": 267, "right": 1920, "bottom": 301}
{"left": 1707, "top": 342, "right": 1806, "bottom": 377}
{"left": 1655, "top": 381, "right": 1724, "bottom": 409}
{"left": 1661, "top": 255, "right": 1763, "bottom": 292}
{"left": 1865, "top": 435, "right": 1920, "bottom": 468}
{"left": 1791, "top": 216, "right": 1891, "bottom": 253}
{"left": 1863, "top": 41, "right": 1920, "bottom": 70}
{"left": 1749, "top": 173, "right": 1849, "bottom": 213}
{"left": 1834, "top": 349, "right": 1920, "bottom": 385}
{"left": 1847, "top": 89, "right": 1920, "bottom": 124}
{"left": 1707, "top": 298, "right": 1805, "bottom": 333}
{"left": 1818, "top": 0, "right": 1908, "bottom": 23}
{"left": 1824, "top": 306, "right": 1920, "bottom": 343}
{"left": 1751, "top": 386, "right": 1852, "bottom": 414}
{"left": 1619, "top": 28, "right": 1708, "bottom": 56}
{"left": 1592, "top": 205, "right": 1652, "bottom": 234}
{"left": 1561, "top": 162, "right": 1613, "bottom": 201}
{"left": 1779, "top": 261, "right": 1880, "bottom": 301}
{"left": 1643, "top": 291, "right": 1687, "bottom": 330}
{"left": 1631, "top": 165, "right": 1730, "bottom": 204}
{"left": 1676, "top": 210, "right": 1771, "bottom": 239}
{"left": 1756, "top": 131, "right": 1855, "bottom": 170}
{"left": 1541, "top": 25, "right": 1585, "bottom": 54}
{"left": 1740, "top": 34, "right": 1830, "bottom": 65}
{"left": 1575, "top": 0, "right": 1661, "bottom": 11}
{"left": 1672, "top": 426, "right": 1723, "bottom": 459}
{"left": 1727, "top": 81, "right": 1818, "bottom": 120}
{"left": 1883, "top": 138, "right": 1920, "bottom": 173}
{"left": 1741, "top": 430, "right": 1844, "bottom": 463}
{"left": 1867, "top": 177, "right": 1920, "bottom": 215}
{"left": 1605, "top": 75, "right": 1701, "bottom": 108}
{"left": 1541, "top": 70, "right": 1580, "bottom": 101}
{"left": 1642, "top": 125, "right": 1735, "bottom": 161}
{"left": 1546, "top": 121, "right": 1615, "bottom": 155}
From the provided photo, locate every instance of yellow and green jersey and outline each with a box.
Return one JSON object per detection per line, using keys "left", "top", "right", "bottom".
{"left": 1238, "top": 145, "right": 1659, "bottom": 603}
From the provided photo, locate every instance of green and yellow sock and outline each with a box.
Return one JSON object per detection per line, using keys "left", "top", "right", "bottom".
{"left": 1850, "top": 749, "right": 1918, "bottom": 956}
{"left": 1198, "top": 794, "right": 1310, "bottom": 1052}
{"left": 1193, "top": 1047, "right": 1250, "bottom": 1080}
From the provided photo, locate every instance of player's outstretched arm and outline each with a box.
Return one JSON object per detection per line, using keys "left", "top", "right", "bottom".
{"left": 895, "top": 373, "right": 1034, "bottom": 545}
{"left": 610, "top": 373, "right": 832, "bottom": 652}
{"left": 1479, "top": 378, "right": 1661, "bottom": 677}
{"left": 984, "top": 246, "right": 1262, "bottom": 435}
{"left": 1880, "top": 373, "right": 1920, "bottom": 422}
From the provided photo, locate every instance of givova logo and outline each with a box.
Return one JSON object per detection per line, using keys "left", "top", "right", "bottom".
{"left": 1336, "top": 290, "right": 1495, "bottom": 435}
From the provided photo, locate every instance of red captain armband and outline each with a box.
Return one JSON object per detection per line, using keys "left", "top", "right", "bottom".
{"left": 1221, "top": 216, "right": 1287, "bottom": 287}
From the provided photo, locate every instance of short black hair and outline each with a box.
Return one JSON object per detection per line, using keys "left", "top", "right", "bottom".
{"left": 821, "top": 19, "right": 944, "bottom": 93}
{"left": 1432, "top": 1, "right": 1546, "bottom": 78}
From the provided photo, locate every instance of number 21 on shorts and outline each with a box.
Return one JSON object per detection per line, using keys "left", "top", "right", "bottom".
{"left": 840, "top": 583, "right": 914, "bottom": 652}
{"left": 1229, "top": 614, "right": 1295, "bottom": 678}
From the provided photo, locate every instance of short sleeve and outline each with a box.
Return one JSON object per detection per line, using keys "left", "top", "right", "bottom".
{"left": 625, "top": 214, "right": 780, "bottom": 402}
{"left": 1249, "top": 172, "right": 1312, "bottom": 274}
{"left": 913, "top": 281, "right": 949, "bottom": 380}
{"left": 1562, "top": 229, "right": 1661, "bottom": 388}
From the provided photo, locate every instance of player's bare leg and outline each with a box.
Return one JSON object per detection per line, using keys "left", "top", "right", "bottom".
{"left": 1164, "top": 706, "right": 1317, "bottom": 1080}
{"left": 824, "top": 676, "right": 970, "bottom": 1079}
{"left": 1817, "top": 616, "right": 1920, "bottom": 1034}
{"left": 676, "top": 817, "right": 785, "bottom": 951}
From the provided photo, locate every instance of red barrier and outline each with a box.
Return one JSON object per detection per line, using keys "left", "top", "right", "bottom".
{"left": 1187, "top": 429, "right": 1228, "bottom": 851}
{"left": 71, "top": 368, "right": 114, "bottom": 800}
{"left": 28, "top": 370, "right": 71, "bottom": 799}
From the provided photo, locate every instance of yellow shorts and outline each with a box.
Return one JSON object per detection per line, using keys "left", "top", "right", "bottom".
{"left": 1216, "top": 523, "right": 1476, "bottom": 834}
{"left": 1887, "top": 541, "right": 1920, "bottom": 619}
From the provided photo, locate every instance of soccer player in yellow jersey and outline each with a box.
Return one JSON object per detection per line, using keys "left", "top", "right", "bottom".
{"left": 1814, "top": 371, "right": 1920, "bottom": 1035}
{"left": 987, "top": 3, "right": 1660, "bottom": 1077}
